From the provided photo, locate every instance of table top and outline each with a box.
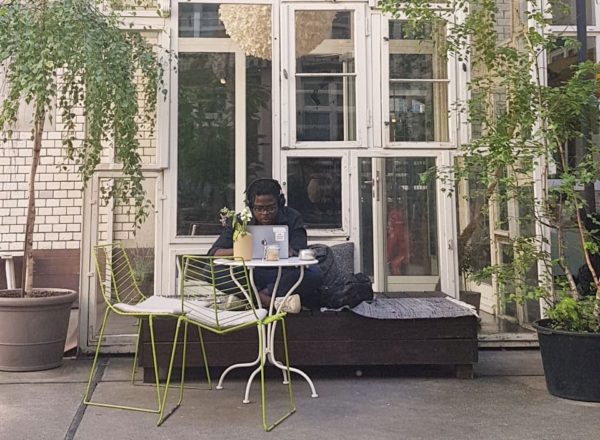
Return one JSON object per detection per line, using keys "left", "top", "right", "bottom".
{"left": 215, "top": 257, "right": 318, "bottom": 268}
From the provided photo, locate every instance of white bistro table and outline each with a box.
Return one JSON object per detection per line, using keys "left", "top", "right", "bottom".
{"left": 214, "top": 257, "right": 319, "bottom": 403}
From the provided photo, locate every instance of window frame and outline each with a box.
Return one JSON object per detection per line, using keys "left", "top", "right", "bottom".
{"left": 281, "top": 2, "right": 368, "bottom": 149}
{"left": 280, "top": 149, "right": 350, "bottom": 237}
{"left": 380, "top": 12, "right": 458, "bottom": 150}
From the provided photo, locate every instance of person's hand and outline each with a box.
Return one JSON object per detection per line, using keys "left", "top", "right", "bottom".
{"left": 289, "top": 248, "right": 298, "bottom": 257}
{"left": 214, "top": 248, "right": 234, "bottom": 256}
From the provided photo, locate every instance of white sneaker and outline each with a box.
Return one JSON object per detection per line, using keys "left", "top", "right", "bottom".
{"left": 274, "top": 294, "right": 301, "bottom": 314}
{"left": 218, "top": 295, "right": 247, "bottom": 311}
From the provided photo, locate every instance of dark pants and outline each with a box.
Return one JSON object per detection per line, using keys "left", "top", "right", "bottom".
{"left": 253, "top": 266, "right": 323, "bottom": 308}
{"left": 212, "top": 265, "right": 323, "bottom": 308}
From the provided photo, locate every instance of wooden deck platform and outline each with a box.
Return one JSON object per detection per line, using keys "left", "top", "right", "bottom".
{"left": 139, "top": 295, "right": 479, "bottom": 381}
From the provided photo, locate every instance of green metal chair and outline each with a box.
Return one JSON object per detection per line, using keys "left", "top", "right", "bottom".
{"left": 161, "top": 255, "right": 296, "bottom": 431}
{"left": 84, "top": 242, "right": 211, "bottom": 426}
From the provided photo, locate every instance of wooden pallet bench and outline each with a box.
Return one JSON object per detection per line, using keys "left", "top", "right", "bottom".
{"left": 139, "top": 294, "right": 478, "bottom": 381}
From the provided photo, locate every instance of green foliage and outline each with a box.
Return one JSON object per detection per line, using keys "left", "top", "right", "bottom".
{"left": 379, "top": 0, "right": 600, "bottom": 331}
{"left": 547, "top": 296, "right": 600, "bottom": 332}
{"left": 0, "top": 0, "right": 159, "bottom": 226}
{"left": 220, "top": 207, "right": 252, "bottom": 242}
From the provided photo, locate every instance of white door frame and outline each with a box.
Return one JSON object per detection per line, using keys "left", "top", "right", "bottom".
{"left": 349, "top": 149, "right": 459, "bottom": 296}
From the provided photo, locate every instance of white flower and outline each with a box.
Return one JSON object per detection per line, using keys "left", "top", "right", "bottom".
{"left": 240, "top": 206, "right": 252, "bottom": 222}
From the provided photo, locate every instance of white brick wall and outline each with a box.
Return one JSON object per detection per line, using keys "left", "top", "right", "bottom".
{"left": 0, "top": 134, "right": 83, "bottom": 252}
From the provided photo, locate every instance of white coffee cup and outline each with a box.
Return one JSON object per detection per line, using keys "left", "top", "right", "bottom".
{"left": 298, "top": 249, "right": 315, "bottom": 260}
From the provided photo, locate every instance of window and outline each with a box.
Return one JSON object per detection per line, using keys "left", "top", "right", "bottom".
{"left": 286, "top": 157, "right": 342, "bottom": 229}
{"left": 387, "top": 21, "right": 448, "bottom": 143}
{"left": 295, "top": 10, "right": 356, "bottom": 142}
{"left": 177, "top": 52, "right": 236, "bottom": 236}
{"left": 176, "top": 3, "right": 273, "bottom": 236}
{"left": 551, "top": 0, "right": 595, "bottom": 26}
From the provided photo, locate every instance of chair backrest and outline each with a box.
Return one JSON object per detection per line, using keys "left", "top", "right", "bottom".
{"left": 93, "top": 243, "right": 146, "bottom": 310}
{"left": 180, "top": 255, "right": 264, "bottom": 331}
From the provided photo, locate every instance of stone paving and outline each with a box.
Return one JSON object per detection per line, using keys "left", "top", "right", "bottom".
{"left": 1, "top": 350, "right": 598, "bottom": 440}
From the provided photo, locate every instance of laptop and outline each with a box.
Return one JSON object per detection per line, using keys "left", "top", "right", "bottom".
{"left": 247, "top": 225, "right": 289, "bottom": 260}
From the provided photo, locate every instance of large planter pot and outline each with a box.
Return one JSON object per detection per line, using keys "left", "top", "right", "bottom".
{"left": 0, "top": 288, "right": 77, "bottom": 372}
{"left": 533, "top": 318, "right": 600, "bottom": 402}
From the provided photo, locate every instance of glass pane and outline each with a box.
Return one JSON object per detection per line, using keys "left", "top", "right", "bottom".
{"left": 388, "top": 21, "right": 448, "bottom": 142}
{"left": 179, "top": 3, "right": 227, "bottom": 38}
{"left": 389, "top": 82, "right": 445, "bottom": 142}
{"left": 358, "top": 158, "right": 374, "bottom": 277}
{"left": 456, "top": 167, "right": 492, "bottom": 285}
{"left": 246, "top": 57, "right": 273, "bottom": 185}
{"left": 112, "top": 0, "right": 155, "bottom": 11}
{"left": 177, "top": 53, "right": 235, "bottom": 236}
{"left": 287, "top": 157, "right": 342, "bottom": 229}
{"left": 497, "top": 168, "right": 509, "bottom": 231}
{"left": 499, "top": 243, "right": 516, "bottom": 317}
{"left": 547, "top": 37, "right": 596, "bottom": 87}
{"left": 296, "top": 76, "right": 356, "bottom": 142}
{"left": 296, "top": 11, "right": 354, "bottom": 73}
{"left": 389, "top": 21, "right": 432, "bottom": 40}
{"left": 390, "top": 54, "right": 433, "bottom": 79}
{"left": 384, "top": 158, "right": 438, "bottom": 279}
{"left": 551, "top": 0, "right": 595, "bottom": 26}
{"left": 295, "top": 10, "right": 356, "bottom": 142}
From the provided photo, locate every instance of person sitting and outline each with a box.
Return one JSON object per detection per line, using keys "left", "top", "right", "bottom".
{"left": 207, "top": 178, "right": 323, "bottom": 312}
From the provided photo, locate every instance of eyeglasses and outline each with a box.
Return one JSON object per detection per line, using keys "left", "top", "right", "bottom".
{"left": 252, "top": 204, "right": 278, "bottom": 214}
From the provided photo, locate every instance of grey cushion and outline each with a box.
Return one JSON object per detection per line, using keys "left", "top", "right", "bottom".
{"left": 331, "top": 242, "right": 354, "bottom": 274}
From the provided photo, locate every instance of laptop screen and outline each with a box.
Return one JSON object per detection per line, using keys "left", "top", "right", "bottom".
{"left": 246, "top": 225, "right": 289, "bottom": 259}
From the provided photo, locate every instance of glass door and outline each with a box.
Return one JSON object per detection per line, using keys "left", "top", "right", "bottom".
{"left": 356, "top": 154, "right": 456, "bottom": 295}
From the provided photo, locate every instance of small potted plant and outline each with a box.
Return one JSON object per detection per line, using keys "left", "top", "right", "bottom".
{"left": 220, "top": 207, "right": 253, "bottom": 260}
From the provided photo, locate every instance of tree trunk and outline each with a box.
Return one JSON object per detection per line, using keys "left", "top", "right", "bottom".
{"left": 21, "top": 107, "right": 45, "bottom": 297}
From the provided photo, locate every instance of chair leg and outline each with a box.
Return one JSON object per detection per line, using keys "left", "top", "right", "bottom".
{"left": 148, "top": 316, "right": 164, "bottom": 417}
{"left": 279, "top": 319, "right": 296, "bottom": 412}
{"left": 176, "top": 320, "right": 189, "bottom": 405}
{"left": 84, "top": 311, "right": 164, "bottom": 414}
{"left": 131, "top": 318, "right": 143, "bottom": 385}
{"left": 83, "top": 307, "right": 110, "bottom": 404}
{"left": 260, "top": 321, "right": 296, "bottom": 432}
{"left": 157, "top": 316, "right": 183, "bottom": 426}
{"left": 197, "top": 326, "right": 212, "bottom": 389}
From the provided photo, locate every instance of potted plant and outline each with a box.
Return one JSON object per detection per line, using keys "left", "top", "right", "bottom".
{"left": 220, "top": 206, "right": 253, "bottom": 260}
{"left": 0, "top": 0, "right": 159, "bottom": 370}
{"left": 380, "top": 0, "right": 600, "bottom": 401}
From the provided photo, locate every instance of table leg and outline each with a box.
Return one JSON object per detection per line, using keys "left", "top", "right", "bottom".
{"left": 243, "top": 324, "right": 319, "bottom": 402}
{"left": 234, "top": 262, "right": 319, "bottom": 403}
{"left": 216, "top": 350, "right": 261, "bottom": 391}
{"left": 267, "top": 319, "right": 319, "bottom": 398}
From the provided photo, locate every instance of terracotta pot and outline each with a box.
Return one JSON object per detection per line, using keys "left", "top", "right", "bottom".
{"left": 233, "top": 232, "right": 253, "bottom": 260}
{"left": 0, "top": 288, "right": 77, "bottom": 371}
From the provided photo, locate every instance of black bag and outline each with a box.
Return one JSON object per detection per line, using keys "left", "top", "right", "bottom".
{"left": 319, "top": 272, "right": 374, "bottom": 309}
{"left": 309, "top": 244, "right": 374, "bottom": 308}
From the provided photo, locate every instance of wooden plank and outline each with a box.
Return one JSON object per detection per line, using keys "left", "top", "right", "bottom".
{"left": 139, "top": 302, "right": 479, "bottom": 381}
{"left": 141, "top": 313, "right": 478, "bottom": 342}
{"left": 141, "top": 339, "right": 477, "bottom": 366}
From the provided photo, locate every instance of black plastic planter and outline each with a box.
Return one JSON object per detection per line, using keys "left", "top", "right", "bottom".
{"left": 533, "top": 319, "right": 600, "bottom": 402}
